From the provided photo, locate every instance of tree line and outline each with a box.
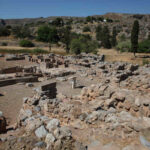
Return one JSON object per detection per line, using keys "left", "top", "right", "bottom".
{"left": 0, "top": 18, "right": 149, "bottom": 55}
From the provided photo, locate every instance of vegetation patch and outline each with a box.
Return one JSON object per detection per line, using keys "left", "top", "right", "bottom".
{"left": 116, "top": 40, "right": 131, "bottom": 52}
{"left": 19, "top": 40, "right": 34, "bottom": 47}
{"left": 142, "top": 59, "right": 150, "bottom": 65}
{"left": 138, "top": 39, "right": 150, "bottom": 53}
{"left": 1, "top": 42, "right": 8, "bottom": 46}
{"left": 83, "top": 26, "right": 91, "bottom": 32}
{"left": 0, "top": 48, "right": 48, "bottom": 54}
{"left": 70, "top": 35, "right": 98, "bottom": 54}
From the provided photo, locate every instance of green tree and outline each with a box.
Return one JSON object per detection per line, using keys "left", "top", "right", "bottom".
{"left": 61, "top": 26, "right": 71, "bottom": 53}
{"left": 66, "top": 18, "right": 73, "bottom": 25}
{"left": 37, "top": 25, "right": 50, "bottom": 42}
{"left": 12, "top": 26, "right": 31, "bottom": 39}
{"left": 84, "top": 40, "right": 98, "bottom": 54}
{"left": 106, "top": 18, "right": 113, "bottom": 23}
{"left": 138, "top": 39, "right": 150, "bottom": 53}
{"left": 131, "top": 20, "right": 139, "bottom": 56}
{"left": 70, "top": 39, "right": 83, "bottom": 55}
{"left": 97, "top": 17, "right": 104, "bottom": 22}
{"left": 37, "top": 25, "right": 59, "bottom": 51}
{"left": 52, "top": 18, "right": 64, "bottom": 27}
{"left": 83, "top": 26, "right": 91, "bottom": 32}
{"left": 70, "top": 34, "right": 98, "bottom": 55}
{"left": 111, "top": 27, "right": 117, "bottom": 47}
{"left": 86, "top": 16, "right": 93, "bottom": 23}
{"left": 96, "top": 25, "right": 103, "bottom": 41}
{"left": 119, "top": 33, "right": 126, "bottom": 42}
{"left": 0, "top": 27, "right": 10, "bottom": 36}
{"left": 148, "top": 33, "right": 150, "bottom": 40}
{"left": 102, "top": 26, "right": 111, "bottom": 49}
{"left": 19, "top": 40, "right": 34, "bottom": 47}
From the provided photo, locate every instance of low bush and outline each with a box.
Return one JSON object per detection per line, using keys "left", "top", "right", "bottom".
{"left": 116, "top": 40, "right": 131, "bottom": 52}
{"left": 0, "top": 48, "right": 48, "bottom": 54}
{"left": 32, "top": 48, "right": 47, "bottom": 54}
{"left": 70, "top": 39, "right": 83, "bottom": 55}
{"left": 83, "top": 26, "right": 91, "bottom": 32}
{"left": 142, "top": 59, "right": 150, "bottom": 65}
{"left": 19, "top": 40, "right": 34, "bottom": 47}
{"left": 118, "top": 33, "right": 126, "bottom": 42}
{"left": 1, "top": 42, "right": 8, "bottom": 46}
{"left": 0, "top": 27, "right": 10, "bottom": 36}
{"left": 70, "top": 36, "right": 98, "bottom": 55}
{"left": 138, "top": 39, "right": 150, "bottom": 53}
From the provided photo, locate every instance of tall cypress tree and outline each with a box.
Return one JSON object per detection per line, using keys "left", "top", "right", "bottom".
{"left": 111, "top": 27, "right": 117, "bottom": 47}
{"left": 102, "top": 26, "right": 111, "bottom": 49}
{"left": 63, "top": 26, "right": 71, "bottom": 53}
{"left": 96, "top": 24, "right": 103, "bottom": 41}
{"left": 131, "top": 20, "right": 139, "bottom": 56}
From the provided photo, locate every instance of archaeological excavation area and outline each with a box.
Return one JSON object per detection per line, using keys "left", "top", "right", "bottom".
{"left": 0, "top": 53, "right": 150, "bottom": 150}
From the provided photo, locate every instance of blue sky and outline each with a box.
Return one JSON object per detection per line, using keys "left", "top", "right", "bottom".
{"left": 0, "top": 0, "right": 150, "bottom": 19}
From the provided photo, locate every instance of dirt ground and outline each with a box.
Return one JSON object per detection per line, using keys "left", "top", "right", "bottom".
{"left": 0, "top": 84, "right": 34, "bottom": 125}
{"left": 0, "top": 57, "right": 36, "bottom": 69}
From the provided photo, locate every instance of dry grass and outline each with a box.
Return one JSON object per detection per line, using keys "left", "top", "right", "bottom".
{"left": 98, "top": 48, "right": 150, "bottom": 65}
{"left": 0, "top": 46, "right": 66, "bottom": 55}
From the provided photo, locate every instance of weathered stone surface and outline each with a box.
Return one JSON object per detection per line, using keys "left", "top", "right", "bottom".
{"left": 46, "top": 119, "right": 60, "bottom": 132}
{"left": 18, "top": 108, "right": 32, "bottom": 122}
{"left": 45, "top": 133, "right": 56, "bottom": 144}
{"left": 25, "top": 117, "right": 43, "bottom": 132}
{"left": 35, "top": 125, "right": 48, "bottom": 138}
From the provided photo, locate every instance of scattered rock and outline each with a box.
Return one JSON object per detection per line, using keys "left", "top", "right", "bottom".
{"left": 35, "top": 125, "right": 48, "bottom": 138}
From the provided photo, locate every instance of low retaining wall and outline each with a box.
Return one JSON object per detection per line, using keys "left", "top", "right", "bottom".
{"left": 0, "top": 67, "right": 23, "bottom": 74}
{"left": 0, "top": 76, "right": 38, "bottom": 87}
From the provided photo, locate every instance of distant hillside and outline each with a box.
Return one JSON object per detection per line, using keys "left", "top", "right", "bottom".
{"left": 0, "top": 13, "right": 150, "bottom": 26}
{"left": 0, "top": 16, "right": 83, "bottom": 26}
{"left": 0, "top": 13, "right": 150, "bottom": 40}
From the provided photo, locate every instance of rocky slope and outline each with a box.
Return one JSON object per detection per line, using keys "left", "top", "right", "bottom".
{"left": 1, "top": 13, "right": 150, "bottom": 40}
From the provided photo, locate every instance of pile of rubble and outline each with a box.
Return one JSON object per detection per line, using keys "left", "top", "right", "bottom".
{"left": 5, "top": 54, "right": 25, "bottom": 61}
{"left": 15, "top": 82, "right": 86, "bottom": 150}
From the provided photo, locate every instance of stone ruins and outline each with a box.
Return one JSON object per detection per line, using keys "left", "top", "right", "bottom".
{"left": 0, "top": 53, "right": 150, "bottom": 150}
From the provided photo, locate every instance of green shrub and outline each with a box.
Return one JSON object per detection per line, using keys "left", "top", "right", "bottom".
{"left": 138, "top": 39, "right": 150, "bottom": 53}
{"left": 70, "top": 36, "right": 98, "bottom": 55}
{"left": 0, "top": 27, "right": 10, "bottom": 36}
{"left": 37, "top": 25, "right": 59, "bottom": 43}
{"left": 19, "top": 40, "right": 34, "bottom": 47}
{"left": 70, "top": 39, "right": 83, "bottom": 55}
{"left": 82, "top": 40, "right": 98, "bottom": 54}
{"left": 32, "top": 48, "right": 47, "bottom": 54}
{"left": 0, "top": 48, "right": 48, "bottom": 54}
{"left": 51, "top": 18, "right": 64, "bottom": 27}
{"left": 1, "top": 42, "right": 8, "bottom": 46}
{"left": 83, "top": 26, "right": 91, "bottom": 32}
{"left": 118, "top": 33, "right": 126, "bottom": 42}
{"left": 116, "top": 40, "right": 131, "bottom": 52}
{"left": 142, "top": 59, "right": 150, "bottom": 65}
{"left": 106, "top": 18, "right": 113, "bottom": 23}
{"left": 12, "top": 26, "right": 31, "bottom": 39}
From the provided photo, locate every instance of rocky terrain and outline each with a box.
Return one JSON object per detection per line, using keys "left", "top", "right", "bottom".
{"left": 0, "top": 53, "right": 150, "bottom": 150}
